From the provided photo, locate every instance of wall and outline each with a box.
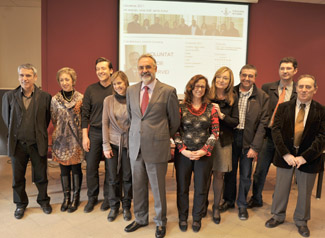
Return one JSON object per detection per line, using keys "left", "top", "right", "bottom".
{"left": 0, "top": 6, "right": 41, "bottom": 89}
{"left": 42, "top": 0, "right": 325, "bottom": 104}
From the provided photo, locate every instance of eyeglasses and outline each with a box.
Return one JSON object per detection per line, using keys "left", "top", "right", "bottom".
{"left": 241, "top": 74, "right": 255, "bottom": 79}
{"left": 216, "top": 76, "right": 230, "bottom": 81}
{"left": 194, "top": 85, "right": 206, "bottom": 90}
{"left": 138, "top": 65, "right": 152, "bottom": 70}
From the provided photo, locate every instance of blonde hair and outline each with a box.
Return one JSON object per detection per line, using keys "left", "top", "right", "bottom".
{"left": 210, "top": 66, "right": 235, "bottom": 106}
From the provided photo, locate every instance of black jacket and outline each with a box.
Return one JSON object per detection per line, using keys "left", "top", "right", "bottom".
{"left": 211, "top": 94, "right": 239, "bottom": 147}
{"left": 234, "top": 84, "right": 269, "bottom": 152}
{"left": 2, "top": 85, "right": 51, "bottom": 156}
{"left": 272, "top": 99, "right": 325, "bottom": 173}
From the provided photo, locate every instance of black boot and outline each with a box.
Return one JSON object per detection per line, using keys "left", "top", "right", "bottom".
{"left": 68, "top": 173, "right": 82, "bottom": 213}
{"left": 61, "top": 176, "right": 71, "bottom": 212}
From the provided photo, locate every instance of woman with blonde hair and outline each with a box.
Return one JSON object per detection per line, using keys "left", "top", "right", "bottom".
{"left": 51, "top": 67, "right": 84, "bottom": 213}
{"left": 209, "top": 66, "right": 239, "bottom": 224}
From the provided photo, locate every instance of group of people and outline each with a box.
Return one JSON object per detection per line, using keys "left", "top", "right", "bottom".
{"left": 2, "top": 55, "right": 324, "bottom": 238}
{"left": 127, "top": 14, "right": 240, "bottom": 37}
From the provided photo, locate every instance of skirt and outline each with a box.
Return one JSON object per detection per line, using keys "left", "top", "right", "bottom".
{"left": 211, "top": 140, "right": 232, "bottom": 172}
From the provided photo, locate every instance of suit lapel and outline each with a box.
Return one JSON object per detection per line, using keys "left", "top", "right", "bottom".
{"left": 14, "top": 89, "right": 24, "bottom": 111}
{"left": 287, "top": 100, "right": 296, "bottom": 137}
{"left": 133, "top": 82, "right": 142, "bottom": 117}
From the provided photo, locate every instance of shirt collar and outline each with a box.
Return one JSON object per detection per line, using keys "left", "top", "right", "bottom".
{"left": 279, "top": 80, "right": 293, "bottom": 90}
{"left": 239, "top": 85, "right": 253, "bottom": 97}
{"left": 296, "top": 99, "right": 311, "bottom": 108}
{"left": 141, "top": 78, "right": 157, "bottom": 91}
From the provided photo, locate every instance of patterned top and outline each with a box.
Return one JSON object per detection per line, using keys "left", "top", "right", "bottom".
{"left": 51, "top": 91, "right": 84, "bottom": 165}
{"left": 175, "top": 103, "right": 219, "bottom": 156}
{"left": 237, "top": 86, "right": 253, "bottom": 129}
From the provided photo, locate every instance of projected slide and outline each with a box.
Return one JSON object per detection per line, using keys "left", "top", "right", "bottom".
{"left": 119, "top": 0, "right": 249, "bottom": 95}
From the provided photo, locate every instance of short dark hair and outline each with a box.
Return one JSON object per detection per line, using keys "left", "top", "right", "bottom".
{"left": 240, "top": 64, "right": 257, "bottom": 77}
{"left": 279, "top": 57, "right": 298, "bottom": 69}
{"left": 95, "top": 57, "right": 113, "bottom": 69}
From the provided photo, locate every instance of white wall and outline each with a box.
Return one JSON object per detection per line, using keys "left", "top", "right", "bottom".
{"left": 0, "top": 6, "right": 41, "bottom": 89}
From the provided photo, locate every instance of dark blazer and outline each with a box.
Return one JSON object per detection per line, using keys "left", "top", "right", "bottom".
{"left": 262, "top": 80, "right": 297, "bottom": 126}
{"left": 272, "top": 99, "right": 325, "bottom": 173}
{"left": 211, "top": 94, "right": 239, "bottom": 147}
{"left": 2, "top": 85, "right": 51, "bottom": 157}
{"left": 234, "top": 84, "right": 269, "bottom": 152}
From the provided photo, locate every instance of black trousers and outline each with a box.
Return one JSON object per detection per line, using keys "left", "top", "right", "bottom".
{"left": 175, "top": 151, "right": 212, "bottom": 222}
{"left": 85, "top": 127, "right": 108, "bottom": 199}
{"left": 107, "top": 144, "right": 132, "bottom": 209}
{"left": 10, "top": 142, "right": 50, "bottom": 208}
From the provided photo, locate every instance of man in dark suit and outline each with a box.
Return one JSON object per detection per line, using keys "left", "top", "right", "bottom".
{"left": 249, "top": 57, "right": 298, "bottom": 208}
{"left": 125, "top": 54, "right": 180, "bottom": 238}
{"left": 2, "top": 63, "right": 52, "bottom": 219}
{"left": 265, "top": 75, "right": 325, "bottom": 238}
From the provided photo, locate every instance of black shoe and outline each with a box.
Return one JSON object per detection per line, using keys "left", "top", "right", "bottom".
{"left": 192, "top": 221, "right": 201, "bottom": 233}
{"left": 238, "top": 207, "right": 248, "bottom": 220}
{"left": 247, "top": 198, "right": 263, "bottom": 209}
{"left": 123, "top": 208, "right": 132, "bottom": 221}
{"left": 84, "top": 198, "right": 98, "bottom": 213}
{"left": 219, "top": 201, "right": 235, "bottom": 213}
{"left": 124, "top": 221, "right": 148, "bottom": 232}
{"left": 14, "top": 207, "right": 25, "bottom": 219}
{"left": 41, "top": 204, "right": 52, "bottom": 214}
{"left": 296, "top": 225, "right": 310, "bottom": 237}
{"left": 265, "top": 218, "right": 284, "bottom": 228}
{"left": 155, "top": 226, "right": 166, "bottom": 238}
{"left": 107, "top": 208, "right": 119, "bottom": 222}
{"left": 100, "top": 199, "right": 110, "bottom": 211}
{"left": 212, "top": 205, "right": 221, "bottom": 224}
{"left": 179, "top": 220, "right": 188, "bottom": 232}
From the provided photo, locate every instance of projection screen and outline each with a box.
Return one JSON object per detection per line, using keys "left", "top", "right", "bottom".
{"left": 119, "top": 0, "right": 249, "bottom": 95}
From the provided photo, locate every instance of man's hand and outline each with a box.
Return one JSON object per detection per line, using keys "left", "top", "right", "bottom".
{"left": 82, "top": 128, "right": 90, "bottom": 152}
{"left": 294, "top": 156, "right": 307, "bottom": 168}
{"left": 283, "top": 153, "right": 296, "bottom": 167}
{"left": 247, "top": 148, "right": 258, "bottom": 160}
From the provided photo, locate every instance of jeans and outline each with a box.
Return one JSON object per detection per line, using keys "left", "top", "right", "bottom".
{"left": 223, "top": 130, "right": 253, "bottom": 208}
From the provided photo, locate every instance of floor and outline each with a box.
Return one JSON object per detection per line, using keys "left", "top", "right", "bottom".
{"left": 0, "top": 155, "right": 324, "bottom": 238}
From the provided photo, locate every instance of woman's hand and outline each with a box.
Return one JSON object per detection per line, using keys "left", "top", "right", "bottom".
{"left": 104, "top": 150, "right": 114, "bottom": 159}
{"left": 212, "top": 103, "right": 225, "bottom": 120}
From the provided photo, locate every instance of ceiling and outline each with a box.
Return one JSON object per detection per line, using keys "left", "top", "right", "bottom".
{"left": 0, "top": 0, "right": 325, "bottom": 7}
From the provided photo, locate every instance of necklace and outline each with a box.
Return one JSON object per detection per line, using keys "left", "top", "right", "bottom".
{"left": 62, "top": 90, "right": 74, "bottom": 102}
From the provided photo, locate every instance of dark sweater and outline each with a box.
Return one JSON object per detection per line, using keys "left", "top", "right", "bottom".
{"left": 81, "top": 82, "right": 113, "bottom": 129}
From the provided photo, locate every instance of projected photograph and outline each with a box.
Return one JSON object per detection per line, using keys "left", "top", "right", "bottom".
{"left": 119, "top": 0, "right": 249, "bottom": 95}
{"left": 124, "top": 45, "right": 146, "bottom": 83}
{"left": 124, "top": 13, "right": 244, "bottom": 37}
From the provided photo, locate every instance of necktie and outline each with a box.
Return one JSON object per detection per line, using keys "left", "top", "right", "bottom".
{"left": 141, "top": 86, "right": 149, "bottom": 115}
{"left": 269, "top": 86, "right": 286, "bottom": 127}
{"left": 294, "top": 104, "right": 306, "bottom": 147}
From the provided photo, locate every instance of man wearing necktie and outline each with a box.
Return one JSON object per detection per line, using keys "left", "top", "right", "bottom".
{"left": 265, "top": 75, "right": 325, "bottom": 238}
{"left": 249, "top": 57, "right": 298, "bottom": 209}
{"left": 125, "top": 54, "right": 180, "bottom": 238}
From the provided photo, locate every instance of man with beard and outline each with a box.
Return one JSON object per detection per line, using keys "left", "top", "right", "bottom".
{"left": 124, "top": 54, "right": 180, "bottom": 238}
